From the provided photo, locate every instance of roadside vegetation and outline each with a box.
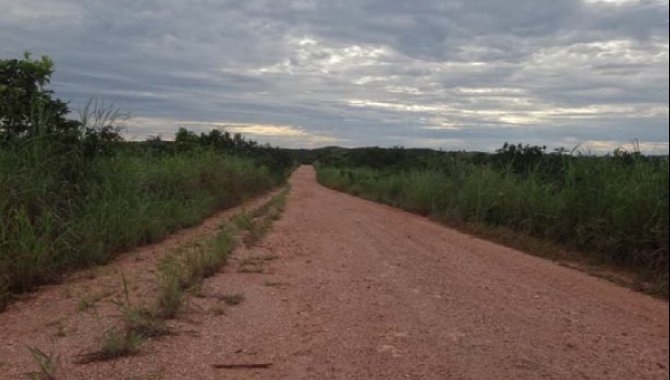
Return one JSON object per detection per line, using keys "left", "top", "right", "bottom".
{"left": 315, "top": 145, "right": 669, "bottom": 296}
{"left": 155, "top": 187, "right": 288, "bottom": 319}
{"left": 80, "top": 188, "right": 289, "bottom": 362}
{"left": 0, "top": 53, "right": 292, "bottom": 310}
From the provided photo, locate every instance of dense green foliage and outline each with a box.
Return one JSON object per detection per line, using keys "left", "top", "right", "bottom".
{"left": 0, "top": 53, "right": 79, "bottom": 142}
{"left": 0, "top": 54, "right": 291, "bottom": 309}
{"left": 316, "top": 146, "right": 669, "bottom": 295}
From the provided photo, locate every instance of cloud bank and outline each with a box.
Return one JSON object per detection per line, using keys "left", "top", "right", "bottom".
{"left": 1, "top": 0, "right": 667, "bottom": 152}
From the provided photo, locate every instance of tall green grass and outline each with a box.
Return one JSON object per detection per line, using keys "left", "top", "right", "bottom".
{"left": 317, "top": 156, "right": 669, "bottom": 295}
{"left": 0, "top": 141, "right": 282, "bottom": 309}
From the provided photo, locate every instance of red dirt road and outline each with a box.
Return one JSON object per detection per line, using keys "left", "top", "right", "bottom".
{"left": 1, "top": 166, "right": 668, "bottom": 379}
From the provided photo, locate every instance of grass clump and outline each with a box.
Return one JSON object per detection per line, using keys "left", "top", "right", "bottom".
{"left": 122, "top": 306, "right": 170, "bottom": 338}
{"left": 79, "top": 327, "right": 145, "bottom": 363}
{"left": 154, "top": 260, "right": 187, "bottom": 319}
{"left": 26, "top": 346, "right": 57, "bottom": 380}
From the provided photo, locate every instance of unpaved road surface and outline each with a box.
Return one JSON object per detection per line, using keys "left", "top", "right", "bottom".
{"left": 1, "top": 166, "right": 668, "bottom": 379}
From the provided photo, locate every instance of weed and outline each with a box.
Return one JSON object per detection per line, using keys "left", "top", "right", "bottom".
{"left": 98, "top": 327, "right": 144, "bottom": 360}
{"left": 77, "top": 290, "right": 109, "bottom": 312}
{"left": 244, "top": 219, "right": 273, "bottom": 247}
{"left": 232, "top": 213, "right": 253, "bottom": 230}
{"left": 154, "top": 266, "right": 184, "bottom": 319}
{"left": 78, "top": 327, "right": 144, "bottom": 363}
{"left": 25, "top": 346, "right": 57, "bottom": 380}
{"left": 122, "top": 306, "right": 170, "bottom": 338}
{"left": 110, "top": 273, "right": 170, "bottom": 338}
{"left": 238, "top": 188, "right": 289, "bottom": 248}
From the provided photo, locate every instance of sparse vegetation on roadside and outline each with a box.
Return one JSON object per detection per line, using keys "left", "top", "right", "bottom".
{"left": 154, "top": 188, "right": 287, "bottom": 317}
{"left": 84, "top": 273, "right": 168, "bottom": 363}
{"left": 154, "top": 223, "right": 236, "bottom": 318}
{"left": 80, "top": 189, "right": 290, "bottom": 362}
{"left": 240, "top": 187, "right": 289, "bottom": 248}
{"left": 113, "top": 273, "right": 170, "bottom": 339}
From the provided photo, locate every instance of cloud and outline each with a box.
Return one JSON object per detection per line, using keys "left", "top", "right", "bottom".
{"left": 0, "top": 0, "right": 667, "bottom": 152}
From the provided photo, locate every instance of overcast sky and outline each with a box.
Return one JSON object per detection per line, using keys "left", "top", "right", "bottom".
{"left": 1, "top": 0, "right": 668, "bottom": 152}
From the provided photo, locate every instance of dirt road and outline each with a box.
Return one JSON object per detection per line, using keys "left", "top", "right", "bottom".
{"left": 1, "top": 166, "right": 668, "bottom": 379}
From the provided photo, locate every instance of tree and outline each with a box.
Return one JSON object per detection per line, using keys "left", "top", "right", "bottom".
{"left": 0, "top": 52, "right": 79, "bottom": 142}
{"left": 175, "top": 127, "right": 200, "bottom": 151}
{"left": 494, "top": 142, "right": 547, "bottom": 173}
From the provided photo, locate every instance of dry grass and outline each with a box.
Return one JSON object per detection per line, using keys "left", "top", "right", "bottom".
{"left": 26, "top": 346, "right": 57, "bottom": 380}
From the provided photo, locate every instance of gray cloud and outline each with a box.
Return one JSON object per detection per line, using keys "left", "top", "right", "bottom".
{"left": 0, "top": 0, "right": 667, "bottom": 152}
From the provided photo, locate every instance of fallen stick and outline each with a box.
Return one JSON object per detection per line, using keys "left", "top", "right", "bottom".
{"left": 212, "top": 362, "right": 273, "bottom": 369}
